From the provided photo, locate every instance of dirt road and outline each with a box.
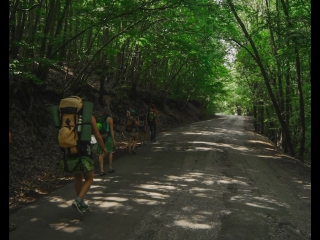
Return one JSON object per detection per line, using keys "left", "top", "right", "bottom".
{"left": 9, "top": 114, "right": 311, "bottom": 240}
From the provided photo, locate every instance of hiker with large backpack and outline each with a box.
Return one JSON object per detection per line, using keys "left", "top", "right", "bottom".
{"left": 147, "top": 103, "right": 158, "bottom": 142}
{"left": 49, "top": 96, "right": 107, "bottom": 215}
{"left": 95, "top": 107, "right": 116, "bottom": 176}
{"left": 125, "top": 109, "right": 139, "bottom": 154}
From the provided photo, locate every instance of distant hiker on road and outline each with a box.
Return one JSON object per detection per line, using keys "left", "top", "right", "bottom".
{"left": 96, "top": 107, "right": 116, "bottom": 176}
{"left": 147, "top": 104, "right": 158, "bottom": 142}
{"left": 137, "top": 108, "right": 147, "bottom": 145}
{"left": 125, "top": 109, "right": 139, "bottom": 154}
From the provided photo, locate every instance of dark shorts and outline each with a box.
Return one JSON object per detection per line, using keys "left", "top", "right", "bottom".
{"left": 125, "top": 128, "right": 137, "bottom": 137}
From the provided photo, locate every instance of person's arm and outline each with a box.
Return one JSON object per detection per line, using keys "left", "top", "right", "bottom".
{"left": 146, "top": 109, "right": 149, "bottom": 126}
{"left": 108, "top": 117, "right": 116, "bottom": 146}
{"left": 91, "top": 116, "right": 107, "bottom": 155}
{"left": 156, "top": 110, "right": 159, "bottom": 123}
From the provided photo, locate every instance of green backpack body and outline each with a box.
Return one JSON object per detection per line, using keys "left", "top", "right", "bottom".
{"left": 96, "top": 116, "right": 110, "bottom": 140}
{"left": 148, "top": 110, "right": 156, "bottom": 122}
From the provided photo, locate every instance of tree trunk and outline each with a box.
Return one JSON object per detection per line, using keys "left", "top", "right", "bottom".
{"left": 37, "top": 0, "right": 57, "bottom": 81}
{"left": 226, "top": 0, "right": 295, "bottom": 156}
{"left": 279, "top": 0, "right": 306, "bottom": 161}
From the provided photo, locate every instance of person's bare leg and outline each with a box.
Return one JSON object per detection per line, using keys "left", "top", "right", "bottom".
{"left": 75, "top": 173, "right": 83, "bottom": 196}
{"left": 132, "top": 137, "right": 137, "bottom": 151}
{"left": 108, "top": 152, "right": 113, "bottom": 169}
{"left": 99, "top": 153, "right": 104, "bottom": 173}
{"left": 77, "top": 171, "right": 94, "bottom": 200}
{"left": 143, "top": 132, "right": 146, "bottom": 144}
{"left": 128, "top": 137, "right": 132, "bottom": 153}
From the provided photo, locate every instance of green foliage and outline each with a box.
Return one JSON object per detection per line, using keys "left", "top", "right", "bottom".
{"left": 8, "top": 0, "right": 310, "bottom": 162}
{"left": 9, "top": 59, "right": 43, "bottom": 85}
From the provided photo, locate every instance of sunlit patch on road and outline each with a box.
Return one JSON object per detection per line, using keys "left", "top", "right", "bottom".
{"left": 173, "top": 219, "right": 212, "bottom": 229}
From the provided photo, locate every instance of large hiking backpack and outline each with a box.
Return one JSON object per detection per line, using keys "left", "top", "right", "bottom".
{"left": 58, "top": 96, "right": 88, "bottom": 157}
{"left": 148, "top": 110, "right": 156, "bottom": 122}
{"left": 49, "top": 96, "right": 93, "bottom": 173}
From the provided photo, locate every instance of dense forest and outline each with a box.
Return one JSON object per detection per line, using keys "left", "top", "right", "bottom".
{"left": 9, "top": 0, "right": 310, "bottom": 165}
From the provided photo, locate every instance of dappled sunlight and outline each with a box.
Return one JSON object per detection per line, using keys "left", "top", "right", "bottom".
{"left": 136, "top": 183, "right": 177, "bottom": 191}
{"left": 130, "top": 189, "right": 170, "bottom": 199}
{"left": 248, "top": 139, "right": 274, "bottom": 147}
{"left": 50, "top": 222, "right": 82, "bottom": 233}
{"left": 105, "top": 196, "right": 129, "bottom": 202}
{"left": 265, "top": 147, "right": 278, "bottom": 152}
{"left": 91, "top": 190, "right": 105, "bottom": 195}
{"left": 258, "top": 155, "right": 282, "bottom": 159}
{"left": 178, "top": 128, "right": 244, "bottom": 137}
{"left": 189, "top": 187, "right": 214, "bottom": 192}
{"left": 162, "top": 172, "right": 222, "bottom": 188}
{"left": 181, "top": 177, "right": 198, "bottom": 182}
{"left": 82, "top": 171, "right": 223, "bottom": 215}
{"left": 293, "top": 179, "right": 303, "bottom": 184}
{"left": 193, "top": 192, "right": 213, "bottom": 198}
{"left": 247, "top": 169, "right": 260, "bottom": 173}
{"left": 95, "top": 200, "right": 124, "bottom": 209}
{"left": 150, "top": 138, "right": 270, "bottom": 156}
{"left": 293, "top": 178, "right": 311, "bottom": 190}
{"left": 197, "top": 211, "right": 214, "bottom": 216}
{"left": 152, "top": 138, "right": 264, "bottom": 158}
{"left": 210, "top": 128, "right": 244, "bottom": 135}
{"left": 132, "top": 198, "right": 161, "bottom": 205}
{"left": 181, "top": 131, "right": 205, "bottom": 135}
{"left": 166, "top": 175, "right": 185, "bottom": 181}
{"left": 48, "top": 197, "right": 73, "bottom": 209}
{"left": 194, "top": 146, "right": 215, "bottom": 151}
{"left": 229, "top": 194, "right": 289, "bottom": 210}
{"left": 93, "top": 178, "right": 111, "bottom": 183}
{"left": 49, "top": 196, "right": 70, "bottom": 203}
{"left": 244, "top": 202, "right": 278, "bottom": 210}
{"left": 217, "top": 177, "right": 249, "bottom": 186}
{"left": 91, "top": 196, "right": 128, "bottom": 202}
{"left": 202, "top": 179, "right": 215, "bottom": 185}
{"left": 133, "top": 172, "right": 150, "bottom": 176}
{"left": 304, "top": 184, "right": 311, "bottom": 190}
{"left": 191, "top": 141, "right": 218, "bottom": 145}
{"left": 24, "top": 205, "right": 39, "bottom": 210}
{"left": 182, "top": 206, "right": 196, "bottom": 212}
{"left": 230, "top": 145, "right": 250, "bottom": 151}
{"left": 152, "top": 146, "right": 168, "bottom": 151}
{"left": 173, "top": 219, "right": 212, "bottom": 229}
{"left": 57, "top": 201, "right": 74, "bottom": 209}
{"left": 161, "top": 132, "right": 175, "bottom": 136}
{"left": 185, "top": 172, "right": 204, "bottom": 178}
